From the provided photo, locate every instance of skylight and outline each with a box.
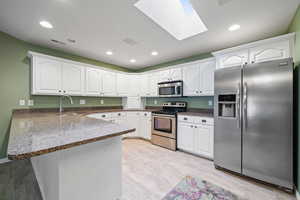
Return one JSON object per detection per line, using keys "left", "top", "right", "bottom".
{"left": 134, "top": 0, "right": 208, "bottom": 40}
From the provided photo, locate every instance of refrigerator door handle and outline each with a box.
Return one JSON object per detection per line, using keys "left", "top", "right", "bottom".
{"left": 236, "top": 83, "right": 241, "bottom": 128}
{"left": 243, "top": 82, "right": 247, "bottom": 129}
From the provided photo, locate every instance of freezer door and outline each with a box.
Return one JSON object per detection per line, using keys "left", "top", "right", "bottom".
{"left": 214, "top": 66, "right": 242, "bottom": 173}
{"left": 242, "top": 58, "right": 293, "bottom": 189}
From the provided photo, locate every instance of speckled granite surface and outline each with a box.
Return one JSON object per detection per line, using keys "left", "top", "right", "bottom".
{"left": 8, "top": 109, "right": 139, "bottom": 160}
{"left": 178, "top": 109, "right": 214, "bottom": 118}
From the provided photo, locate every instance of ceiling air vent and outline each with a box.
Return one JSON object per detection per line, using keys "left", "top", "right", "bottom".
{"left": 122, "top": 38, "right": 138, "bottom": 46}
{"left": 50, "top": 39, "right": 66, "bottom": 45}
{"left": 217, "top": 0, "right": 234, "bottom": 6}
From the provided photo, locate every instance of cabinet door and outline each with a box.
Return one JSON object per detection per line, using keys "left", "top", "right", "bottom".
{"left": 249, "top": 41, "right": 290, "bottom": 64}
{"left": 169, "top": 68, "right": 182, "bottom": 81}
{"left": 199, "top": 61, "right": 215, "bottom": 96}
{"left": 128, "top": 75, "right": 140, "bottom": 96}
{"left": 139, "top": 74, "right": 149, "bottom": 96}
{"left": 218, "top": 50, "right": 249, "bottom": 69}
{"left": 148, "top": 72, "right": 159, "bottom": 96}
{"left": 85, "top": 68, "right": 102, "bottom": 96}
{"left": 182, "top": 63, "right": 200, "bottom": 96}
{"left": 33, "top": 57, "right": 62, "bottom": 95}
{"left": 117, "top": 73, "right": 130, "bottom": 96}
{"left": 194, "top": 125, "right": 214, "bottom": 158}
{"left": 126, "top": 112, "right": 140, "bottom": 137}
{"left": 177, "top": 123, "right": 194, "bottom": 152}
{"left": 159, "top": 70, "right": 170, "bottom": 82}
{"left": 61, "top": 63, "right": 84, "bottom": 95}
{"left": 102, "top": 71, "right": 117, "bottom": 96}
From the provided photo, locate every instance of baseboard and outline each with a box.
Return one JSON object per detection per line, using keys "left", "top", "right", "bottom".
{"left": 0, "top": 157, "right": 11, "bottom": 164}
{"left": 296, "top": 189, "right": 300, "bottom": 200}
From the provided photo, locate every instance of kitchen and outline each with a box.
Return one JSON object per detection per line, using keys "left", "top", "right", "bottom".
{"left": 0, "top": 0, "right": 299, "bottom": 200}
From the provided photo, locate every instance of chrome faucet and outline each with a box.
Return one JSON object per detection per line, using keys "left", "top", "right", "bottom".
{"left": 59, "top": 95, "right": 74, "bottom": 113}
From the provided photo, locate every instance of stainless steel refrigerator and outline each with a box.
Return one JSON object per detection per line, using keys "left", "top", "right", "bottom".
{"left": 214, "top": 58, "right": 293, "bottom": 190}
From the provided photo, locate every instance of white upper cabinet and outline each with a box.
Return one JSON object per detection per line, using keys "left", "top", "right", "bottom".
{"left": 199, "top": 60, "right": 215, "bottom": 95}
{"left": 85, "top": 68, "right": 102, "bottom": 96}
{"left": 169, "top": 68, "right": 182, "bottom": 81}
{"left": 61, "top": 63, "right": 84, "bottom": 96}
{"left": 128, "top": 75, "right": 140, "bottom": 96}
{"left": 213, "top": 33, "right": 295, "bottom": 69}
{"left": 117, "top": 73, "right": 130, "bottom": 96}
{"left": 182, "top": 59, "right": 215, "bottom": 96}
{"left": 102, "top": 71, "right": 117, "bottom": 96}
{"left": 158, "top": 67, "right": 182, "bottom": 82}
{"left": 182, "top": 62, "right": 200, "bottom": 96}
{"left": 158, "top": 70, "right": 170, "bottom": 82}
{"left": 139, "top": 74, "right": 149, "bottom": 97}
{"left": 249, "top": 41, "right": 290, "bottom": 64}
{"left": 148, "top": 72, "right": 159, "bottom": 97}
{"left": 32, "top": 56, "right": 62, "bottom": 95}
{"left": 217, "top": 50, "right": 249, "bottom": 69}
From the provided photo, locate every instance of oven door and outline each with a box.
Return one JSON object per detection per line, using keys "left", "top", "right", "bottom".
{"left": 152, "top": 114, "right": 176, "bottom": 139}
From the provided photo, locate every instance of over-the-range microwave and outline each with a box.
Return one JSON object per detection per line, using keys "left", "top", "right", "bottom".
{"left": 158, "top": 80, "right": 183, "bottom": 97}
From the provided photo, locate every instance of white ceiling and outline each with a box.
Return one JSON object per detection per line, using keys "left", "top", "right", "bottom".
{"left": 0, "top": 0, "right": 299, "bottom": 69}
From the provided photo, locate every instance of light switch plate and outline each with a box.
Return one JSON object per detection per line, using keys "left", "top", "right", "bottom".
{"left": 100, "top": 99, "right": 104, "bottom": 105}
{"left": 28, "top": 99, "right": 34, "bottom": 106}
{"left": 80, "top": 99, "right": 86, "bottom": 105}
{"left": 154, "top": 100, "right": 157, "bottom": 105}
{"left": 208, "top": 100, "right": 213, "bottom": 106}
{"left": 19, "top": 99, "right": 25, "bottom": 106}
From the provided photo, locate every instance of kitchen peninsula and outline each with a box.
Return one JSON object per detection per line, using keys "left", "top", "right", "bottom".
{"left": 7, "top": 109, "right": 135, "bottom": 200}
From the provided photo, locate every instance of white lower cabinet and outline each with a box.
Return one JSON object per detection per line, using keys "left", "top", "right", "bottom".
{"left": 177, "top": 115, "right": 214, "bottom": 159}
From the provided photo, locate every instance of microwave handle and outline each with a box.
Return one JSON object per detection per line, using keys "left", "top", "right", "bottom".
{"left": 176, "top": 86, "right": 181, "bottom": 95}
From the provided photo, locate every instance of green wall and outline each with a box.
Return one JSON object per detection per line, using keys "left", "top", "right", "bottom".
{"left": 288, "top": 5, "right": 300, "bottom": 194}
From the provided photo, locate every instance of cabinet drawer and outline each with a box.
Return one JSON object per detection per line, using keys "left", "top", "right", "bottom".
{"left": 178, "top": 115, "right": 195, "bottom": 123}
{"left": 194, "top": 117, "right": 214, "bottom": 125}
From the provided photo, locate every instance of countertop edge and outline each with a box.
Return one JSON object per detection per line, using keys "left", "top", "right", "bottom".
{"left": 8, "top": 128, "right": 135, "bottom": 161}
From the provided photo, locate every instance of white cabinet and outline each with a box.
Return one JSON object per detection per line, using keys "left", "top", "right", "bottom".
{"left": 213, "top": 33, "right": 295, "bottom": 69}
{"left": 128, "top": 75, "right": 140, "bottom": 96}
{"left": 117, "top": 73, "right": 130, "bottom": 96}
{"left": 32, "top": 56, "right": 62, "bottom": 95}
{"left": 148, "top": 72, "right": 159, "bottom": 97}
{"left": 102, "top": 71, "right": 117, "bottom": 96}
{"left": 182, "top": 59, "right": 215, "bottom": 96}
{"left": 182, "top": 62, "right": 200, "bottom": 96}
{"left": 177, "top": 115, "right": 214, "bottom": 159}
{"left": 139, "top": 74, "right": 149, "bottom": 96}
{"left": 249, "top": 41, "right": 290, "bottom": 64}
{"left": 177, "top": 123, "right": 194, "bottom": 152}
{"left": 139, "top": 112, "right": 151, "bottom": 140}
{"left": 32, "top": 56, "right": 84, "bottom": 96}
{"left": 125, "top": 112, "right": 141, "bottom": 137}
{"left": 158, "top": 68, "right": 182, "bottom": 82}
{"left": 61, "top": 63, "right": 84, "bottom": 95}
{"left": 216, "top": 50, "right": 249, "bottom": 69}
{"left": 85, "top": 68, "right": 102, "bottom": 96}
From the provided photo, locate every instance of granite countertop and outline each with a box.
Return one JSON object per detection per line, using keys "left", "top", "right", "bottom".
{"left": 177, "top": 109, "right": 214, "bottom": 118}
{"left": 7, "top": 108, "right": 148, "bottom": 160}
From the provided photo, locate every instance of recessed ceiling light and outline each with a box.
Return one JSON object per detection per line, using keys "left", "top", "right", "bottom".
{"left": 130, "top": 59, "right": 136, "bottom": 63}
{"left": 151, "top": 51, "right": 158, "bottom": 56}
{"left": 228, "top": 24, "right": 240, "bottom": 31}
{"left": 40, "top": 21, "right": 53, "bottom": 29}
{"left": 106, "top": 51, "right": 113, "bottom": 55}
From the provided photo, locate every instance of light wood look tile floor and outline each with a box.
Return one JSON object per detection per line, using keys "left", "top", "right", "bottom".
{"left": 122, "top": 139, "right": 295, "bottom": 200}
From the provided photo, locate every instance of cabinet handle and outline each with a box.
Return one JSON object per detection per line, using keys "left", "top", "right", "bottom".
{"left": 59, "top": 90, "right": 61, "bottom": 92}
{"left": 194, "top": 126, "right": 197, "bottom": 128}
{"left": 202, "top": 120, "right": 206, "bottom": 123}
{"left": 63, "top": 91, "right": 66, "bottom": 93}
{"left": 190, "top": 125, "right": 193, "bottom": 128}
{"left": 184, "top": 117, "right": 188, "bottom": 120}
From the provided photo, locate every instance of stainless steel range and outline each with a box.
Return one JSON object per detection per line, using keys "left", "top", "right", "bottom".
{"left": 151, "top": 102, "right": 187, "bottom": 151}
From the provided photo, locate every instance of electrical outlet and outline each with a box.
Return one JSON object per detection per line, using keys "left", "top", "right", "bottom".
{"left": 80, "top": 99, "right": 86, "bottom": 105}
{"left": 154, "top": 100, "right": 157, "bottom": 105}
{"left": 28, "top": 99, "right": 34, "bottom": 106}
{"left": 100, "top": 99, "right": 104, "bottom": 105}
{"left": 19, "top": 99, "right": 25, "bottom": 106}
{"left": 208, "top": 100, "right": 213, "bottom": 106}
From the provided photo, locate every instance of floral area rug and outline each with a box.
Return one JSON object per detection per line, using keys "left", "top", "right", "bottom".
{"left": 162, "top": 176, "right": 245, "bottom": 200}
